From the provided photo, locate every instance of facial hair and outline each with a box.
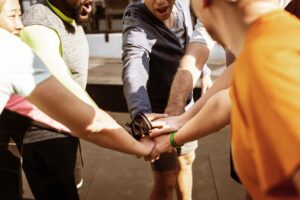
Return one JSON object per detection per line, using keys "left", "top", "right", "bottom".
{"left": 76, "top": 0, "right": 92, "bottom": 25}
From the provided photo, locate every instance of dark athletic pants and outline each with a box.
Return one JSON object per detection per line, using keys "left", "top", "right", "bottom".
{"left": 0, "top": 109, "right": 79, "bottom": 200}
{"left": 22, "top": 137, "right": 79, "bottom": 200}
{"left": 0, "top": 109, "right": 31, "bottom": 200}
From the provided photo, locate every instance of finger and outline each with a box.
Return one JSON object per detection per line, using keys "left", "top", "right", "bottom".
{"left": 150, "top": 127, "right": 173, "bottom": 137}
{"left": 146, "top": 113, "right": 168, "bottom": 121}
{"left": 150, "top": 148, "right": 160, "bottom": 162}
{"left": 151, "top": 120, "right": 167, "bottom": 128}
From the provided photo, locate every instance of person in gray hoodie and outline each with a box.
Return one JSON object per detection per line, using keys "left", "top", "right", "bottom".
{"left": 122, "top": 0, "right": 212, "bottom": 199}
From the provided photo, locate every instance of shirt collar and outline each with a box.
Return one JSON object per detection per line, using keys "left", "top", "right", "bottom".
{"left": 47, "top": 0, "right": 76, "bottom": 26}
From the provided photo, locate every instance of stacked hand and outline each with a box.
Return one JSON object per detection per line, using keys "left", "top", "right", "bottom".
{"left": 140, "top": 113, "right": 184, "bottom": 162}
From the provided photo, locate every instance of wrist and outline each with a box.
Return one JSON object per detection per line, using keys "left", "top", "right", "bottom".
{"left": 169, "top": 131, "right": 182, "bottom": 148}
{"left": 165, "top": 104, "right": 185, "bottom": 116}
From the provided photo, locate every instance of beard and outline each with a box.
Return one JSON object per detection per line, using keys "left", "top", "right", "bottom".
{"left": 76, "top": 0, "right": 93, "bottom": 25}
{"left": 61, "top": 0, "right": 92, "bottom": 25}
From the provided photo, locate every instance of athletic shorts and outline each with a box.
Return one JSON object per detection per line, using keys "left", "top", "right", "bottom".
{"left": 151, "top": 140, "right": 198, "bottom": 171}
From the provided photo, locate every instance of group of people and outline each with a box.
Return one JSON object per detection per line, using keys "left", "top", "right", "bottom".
{"left": 0, "top": 0, "right": 299, "bottom": 200}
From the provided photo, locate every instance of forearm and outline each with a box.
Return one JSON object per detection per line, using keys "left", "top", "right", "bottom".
{"left": 165, "top": 43, "right": 210, "bottom": 115}
{"left": 174, "top": 89, "right": 231, "bottom": 145}
{"left": 81, "top": 110, "right": 151, "bottom": 157}
{"left": 293, "top": 168, "right": 300, "bottom": 195}
{"left": 180, "top": 64, "right": 233, "bottom": 124}
{"left": 165, "top": 70, "right": 195, "bottom": 115}
{"left": 28, "top": 77, "right": 151, "bottom": 156}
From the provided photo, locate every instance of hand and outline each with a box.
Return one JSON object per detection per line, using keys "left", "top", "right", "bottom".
{"left": 144, "top": 135, "right": 174, "bottom": 162}
{"left": 201, "top": 75, "right": 213, "bottom": 96}
{"left": 154, "top": 134, "right": 174, "bottom": 153}
{"left": 139, "top": 136, "right": 156, "bottom": 157}
{"left": 141, "top": 136, "right": 160, "bottom": 162}
{"left": 149, "top": 115, "right": 183, "bottom": 138}
{"left": 145, "top": 113, "right": 168, "bottom": 128}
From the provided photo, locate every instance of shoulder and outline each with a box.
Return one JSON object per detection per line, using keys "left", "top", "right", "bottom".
{"left": 123, "top": 2, "right": 148, "bottom": 27}
{"left": 175, "top": 0, "right": 190, "bottom": 10}
{"left": 123, "top": 3, "right": 153, "bottom": 41}
{"left": 22, "top": 3, "right": 48, "bottom": 26}
{"left": 20, "top": 25, "right": 60, "bottom": 49}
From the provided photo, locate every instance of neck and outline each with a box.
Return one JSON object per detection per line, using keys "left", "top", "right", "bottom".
{"left": 218, "top": 1, "right": 279, "bottom": 56}
{"left": 48, "top": 0, "right": 72, "bottom": 19}
{"left": 215, "top": 4, "right": 248, "bottom": 56}
{"left": 163, "top": 13, "right": 174, "bottom": 28}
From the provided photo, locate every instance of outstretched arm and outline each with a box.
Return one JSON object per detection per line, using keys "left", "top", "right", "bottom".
{"left": 180, "top": 64, "right": 233, "bottom": 123}
{"left": 27, "top": 76, "right": 155, "bottom": 157}
{"left": 165, "top": 19, "right": 213, "bottom": 116}
{"left": 149, "top": 89, "right": 231, "bottom": 155}
{"left": 165, "top": 42, "right": 210, "bottom": 115}
{"left": 151, "top": 64, "right": 233, "bottom": 136}
{"left": 20, "top": 25, "right": 96, "bottom": 107}
{"left": 122, "top": 16, "right": 153, "bottom": 118}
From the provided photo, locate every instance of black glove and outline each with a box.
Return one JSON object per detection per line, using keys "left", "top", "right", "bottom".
{"left": 125, "top": 113, "right": 152, "bottom": 140}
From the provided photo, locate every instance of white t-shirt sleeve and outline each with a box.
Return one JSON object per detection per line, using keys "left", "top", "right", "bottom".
{"left": 189, "top": 19, "right": 216, "bottom": 51}
{"left": 0, "top": 29, "right": 51, "bottom": 113}
{"left": 279, "top": 0, "right": 292, "bottom": 8}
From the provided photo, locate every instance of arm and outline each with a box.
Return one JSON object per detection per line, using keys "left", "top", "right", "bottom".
{"left": 122, "top": 18, "right": 152, "bottom": 118}
{"left": 293, "top": 168, "right": 300, "bottom": 194}
{"left": 27, "top": 76, "right": 155, "bottom": 157}
{"left": 165, "top": 19, "right": 215, "bottom": 115}
{"left": 151, "top": 64, "right": 233, "bottom": 136}
{"left": 180, "top": 64, "right": 233, "bottom": 122}
{"left": 165, "top": 41, "right": 210, "bottom": 115}
{"left": 200, "top": 68, "right": 213, "bottom": 96}
{"left": 20, "top": 25, "right": 96, "bottom": 107}
{"left": 150, "top": 89, "right": 231, "bottom": 154}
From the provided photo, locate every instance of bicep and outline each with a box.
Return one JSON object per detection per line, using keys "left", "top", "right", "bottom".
{"left": 20, "top": 26, "right": 96, "bottom": 106}
{"left": 20, "top": 25, "right": 72, "bottom": 80}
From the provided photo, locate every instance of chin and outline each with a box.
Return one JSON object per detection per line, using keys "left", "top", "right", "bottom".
{"left": 77, "top": 14, "right": 92, "bottom": 24}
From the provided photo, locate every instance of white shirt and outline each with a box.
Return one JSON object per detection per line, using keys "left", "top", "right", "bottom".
{"left": 0, "top": 28, "right": 51, "bottom": 113}
{"left": 279, "top": 0, "right": 293, "bottom": 8}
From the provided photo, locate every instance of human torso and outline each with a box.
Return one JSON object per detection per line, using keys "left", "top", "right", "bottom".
{"left": 231, "top": 10, "right": 300, "bottom": 199}
{"left": 20, "top": 1, "right": 89, "bottom": 142}
{"left": 123, "top": 0, "right": 192, "bottom": 112}
{"left": 0, "top": 29, "right": 50, "bottom": 113}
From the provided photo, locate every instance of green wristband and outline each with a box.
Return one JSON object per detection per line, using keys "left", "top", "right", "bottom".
{"left": 170, "top": 131, "right": 181, "bottom": 148}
